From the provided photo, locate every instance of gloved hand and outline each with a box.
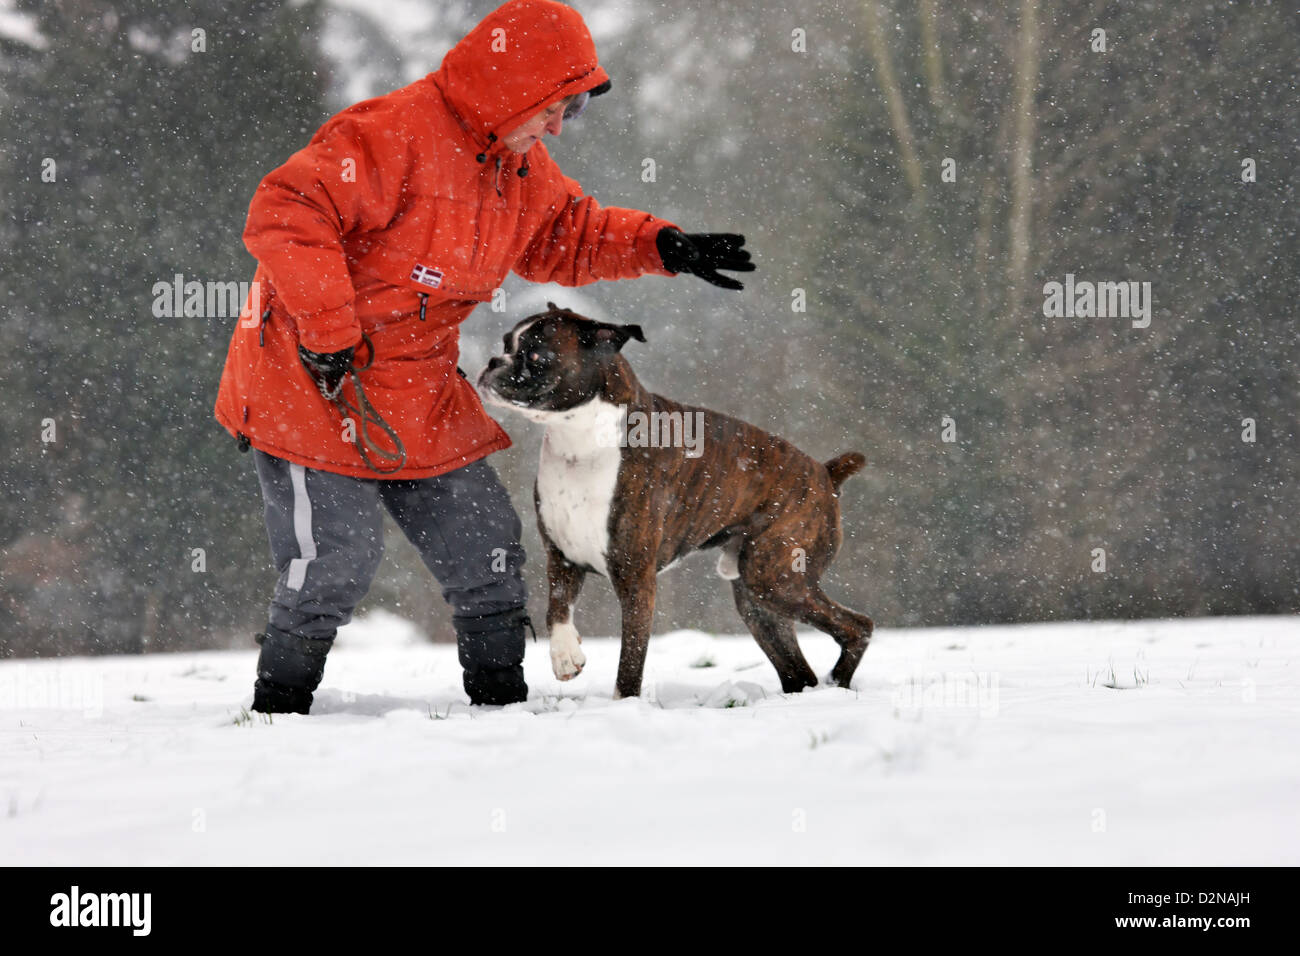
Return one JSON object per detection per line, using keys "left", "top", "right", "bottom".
{"left": 655, "top": 228, "right": 755, "bottom": 291}
{"left": 298, "top": 344, "right": 355, "bottom": 400}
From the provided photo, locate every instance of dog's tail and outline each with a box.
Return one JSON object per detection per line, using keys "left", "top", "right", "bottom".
{"left": 825, "top": 452, "right": 867, "bottom": 491}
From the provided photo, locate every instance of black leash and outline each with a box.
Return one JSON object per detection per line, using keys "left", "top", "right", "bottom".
{"left": 315, "top": 332, "right": 408, "bottom": 475}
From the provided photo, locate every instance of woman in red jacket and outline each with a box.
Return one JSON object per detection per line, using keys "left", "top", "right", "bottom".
{"left": 215, "top": 0, "right": 753, "bottom": 713}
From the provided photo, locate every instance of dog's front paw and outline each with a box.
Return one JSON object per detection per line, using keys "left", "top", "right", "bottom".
{"left": 549, "top": 621, "right": 587, "bottom": 681}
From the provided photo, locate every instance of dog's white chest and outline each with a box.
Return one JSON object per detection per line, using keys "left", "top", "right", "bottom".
{"left": 536, "top": 403, "right": 623, "bottom": 577}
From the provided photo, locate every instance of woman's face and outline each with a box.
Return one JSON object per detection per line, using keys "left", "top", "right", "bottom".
{"left": 500, "top": 95, "right": 575, "bottom": 152}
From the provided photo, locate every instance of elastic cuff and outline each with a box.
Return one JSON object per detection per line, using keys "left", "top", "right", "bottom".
{"left": 637, "top": 217, "right": 682, "bottom": 276}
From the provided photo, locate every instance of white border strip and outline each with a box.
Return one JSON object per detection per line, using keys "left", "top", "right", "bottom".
{"left": 285, "top": 464, "right": 316, "bottom": 591}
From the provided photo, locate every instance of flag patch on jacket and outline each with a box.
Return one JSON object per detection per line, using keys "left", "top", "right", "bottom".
{"left": 410, "top": 264, "right": 444, "bottom": 288}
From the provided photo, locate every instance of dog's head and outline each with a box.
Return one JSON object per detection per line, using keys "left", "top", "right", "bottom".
{"left": 477, "top": 302, "right": 645, "bottom": 417}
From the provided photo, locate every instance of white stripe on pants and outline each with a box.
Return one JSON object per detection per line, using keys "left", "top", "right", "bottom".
{"left": 286, "top": 463, "right": 316, "bottom": 591}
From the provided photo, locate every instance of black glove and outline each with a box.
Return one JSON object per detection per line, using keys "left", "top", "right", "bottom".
{"left": 298, "top": 344, "right": 355, "bottom": 399}
{"left": 655, "top": 228, "right": 755, "bottom": 291}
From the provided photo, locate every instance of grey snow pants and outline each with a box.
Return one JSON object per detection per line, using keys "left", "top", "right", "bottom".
{"left": 253, "top": 447, "right": 527, "bottom": 648}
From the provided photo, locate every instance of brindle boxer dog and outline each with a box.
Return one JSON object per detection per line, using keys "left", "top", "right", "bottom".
{"left": 477, "top": 303, "right": 873, "bottom": 699}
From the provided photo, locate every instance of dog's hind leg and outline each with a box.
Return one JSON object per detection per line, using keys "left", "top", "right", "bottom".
{"left": 738, "top": 531, "right": 872, "bottom": 689}
{"left": 731, "top": 580, "right": 818, "bottom": 693}
{"left": 768, "top": 587, "right": 873, "bottom": 689}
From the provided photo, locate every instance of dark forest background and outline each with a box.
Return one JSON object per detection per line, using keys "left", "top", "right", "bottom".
{"left": 1, "top": 0, "right": 1295, "bottom": 656}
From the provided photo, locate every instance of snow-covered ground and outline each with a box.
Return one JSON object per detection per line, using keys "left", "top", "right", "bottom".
{"left": 2, "top": 614, "right": 1296, "bottom": 865}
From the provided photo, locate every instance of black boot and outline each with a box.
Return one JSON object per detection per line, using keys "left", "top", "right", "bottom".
{"left": 250, "top": 627, "right": 334, "bottom": 715}
{"left": 251, "top": 679, "right": 313, "bottom": 715}
{"left": 453, "top": 607, "right": 532, "bottom": 706}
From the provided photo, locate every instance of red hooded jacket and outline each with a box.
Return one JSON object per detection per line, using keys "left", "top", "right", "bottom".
{"left": 214, "top": 0, "right": 680, "bottom": 478}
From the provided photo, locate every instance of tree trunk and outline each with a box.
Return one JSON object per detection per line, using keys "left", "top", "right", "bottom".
{"left": 862, "top": 0, "right": 925, "bottom": 199}
{"left": 1006, "top": 0, "right": 1040, "bottom": 313}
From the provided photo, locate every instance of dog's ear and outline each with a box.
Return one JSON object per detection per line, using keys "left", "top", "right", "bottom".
{"left": 546, "top": 300, "right": 559, "bottom": 312}
{"left": 578, "top": 322, "right": 646, "bottom": 352}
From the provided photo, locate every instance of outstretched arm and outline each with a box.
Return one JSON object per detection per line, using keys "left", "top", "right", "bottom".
{"left": 513, "top": 170, "right": 680, "bottom": 286}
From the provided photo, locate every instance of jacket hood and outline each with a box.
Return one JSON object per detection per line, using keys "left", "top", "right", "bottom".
{"left": 431, "top": 0, "right": 610, "bottom": 156}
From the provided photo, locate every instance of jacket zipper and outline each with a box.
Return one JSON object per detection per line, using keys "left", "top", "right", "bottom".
{"left": 476, "top": 156, "right": 502, "bottom": 272}
{"left": 466, "top": 157, "right": 500, "bottom": 273}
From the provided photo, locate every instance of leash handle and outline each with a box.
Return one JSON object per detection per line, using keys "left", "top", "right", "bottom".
{"left": 324, "top": 332, "right": 408, "bottom": 475}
